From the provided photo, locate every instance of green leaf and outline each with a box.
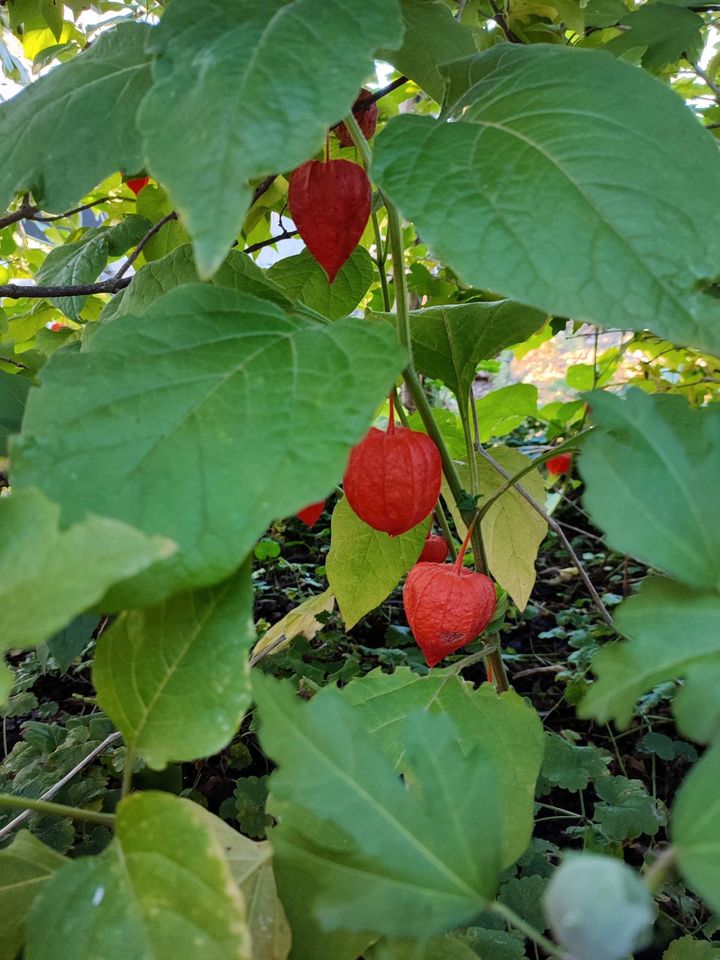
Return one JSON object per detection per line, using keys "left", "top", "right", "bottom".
{"left": 326, "top": 496, "right": 430, "bottom": 629}
{"left": 268, "top": 247, "right": 374, "bottom": 320}
{"left": 0, "top": 488, "right": 173, "bottom": 687}
{"left": 580, "top": 578, "right": 720, "bottom": 728}
{"left": 455, "top": 927, "right": 528, "bottom": 960}
{"left": 25, "top": 792, "right": 251, "bottom": 960}
{"left": 372, "top": 45, "right": 720, "bottom": 355}
{"left": 499, "top": 876, "right": 548, "bottom": 932}
{"left": 138, "top": 0, "right": 403, "bottom": 277}
{"left": 673, "top": 741, "right": 720, "bottom": 913}
{"left": 47, "top": 613, "right": 97, "bottom": 672}
{"left": 444, "top": 447, "right": 547, "bottom": 610}
{"left": 228, "top": 776, "right": 272, "bottom": 840}
{"left": 0, "top": 831, "right": 66, "bottom": 960}
{"left": 580, "top": 390, "right": 720, "bottom": 591}
{"left": 34, "top": 217, "right": 150, "bottom": 321}
{"left": 594, "top": 776, "right": 665, "bottom": 842}
{"left": 0, "top": 370, "right": 30, "bottom": 455}
{"left": 674, "top": 661, "right": 720, "bottom": 744}
{"left": 252, "top": 588, "right": 335, "bottom": 661}
{"left": 0, "top": 23, "right": 152, "bottom": 213}
{"left": 93, "top": 563, "right": 253, "bottom": 770}
{"left": 207, "top": 814, "right": 291, "bottom": 960}
{"left": 326, "top": 666, "right": 544, "bottom": 869}
{"left": 537, "top": 731, "right": 610, "bottom": 794}
{"left": 583, "top": 0, "right": 626, "bottom": 26}
{"left": 368, "top": 938, "right": 479, "bottom": 960}
{"left": 664, "top": 935, "right": 720, "bottom": 959}
{"left": 543, "top": 854, "right": 656, "bottom": 960}
{"left": 13, "top": 284, "right": 405, "bottom": 606}
{"left": 372, "top": 300, "right": 546, "bottom": 403}
{"left": 474, "top": 385, "right": 539, "bottom": 443}
{"left": 378, "top": 0, "right": 477, "bottom": 102}
{"left": 136, "top": 185, "right": 189, "bottom": 261}
{"left": 101, "top": 244, "right": 290, "bottom": 323}
{"left": 254, "top": 673, "right": 502, "bottom": 940}
{"left": 606, "top": 3, "right": 703, "bottom": 71}
{"left": 39, "top": 0, "right": 63, "bottom": 41}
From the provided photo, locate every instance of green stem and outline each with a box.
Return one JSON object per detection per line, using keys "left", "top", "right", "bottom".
{"left": 0, "top": 793, "right": 114, "bottom": 827}
{"left": 344, "top": 105, "right": 507, "bottom": 690}
{"left": 433, "top": 503, "right": 457, "bottom": 560}
{"left": 121, "top": 746, "right": 136, "bottom": 798}
{"left": 491, "top": 901, "right": 564, "bottom": 957}
{"left": 371, "top": 209, "right": 392, "bottom": 313}
{"left": 643, "top": 846, "right": 677, "bottom": 894}
{"left": 386, "top": 202, "right": 414, "bottom": 367}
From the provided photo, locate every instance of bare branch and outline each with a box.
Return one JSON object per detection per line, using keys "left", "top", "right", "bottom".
{"left": 241, "top": 226, "right": 298, "bottom": 255}
{"left": 0, "top": 195, "right": 113, "bottom": 230}
{"left": 113, "top": 211, "right": 177, "bottom": 280}
{"left": 0, "top": 277, "right": 131, "bottom": 299}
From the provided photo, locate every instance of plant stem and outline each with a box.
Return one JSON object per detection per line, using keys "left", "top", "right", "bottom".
{"left": 644, "top": 846, "right": 677, "bottom": 894}
{"left": 434, "top": 503, "right": 458, "bottom": 560}
{"left": 491, "top": 901, "right": 565, "bottom": 957}
{"left": 386, "top": 203, "right": 414, "bottom": 368}
{"left": 0, "top": 793, "right": 114, "bottom": 827}
{"left": 371, "top": 209, "right": 392, "bottom": 312}
{"left": 403, "top": 370, "right": 466, "bottom": 508}
{"left": 344, "top": 105, "right": 506, "bottom": 688}
{"left": 121, "top": 746, "right": 136, "bottom": 798}
{"left": 0, "top": 731, "right": 121, "bottom": 840}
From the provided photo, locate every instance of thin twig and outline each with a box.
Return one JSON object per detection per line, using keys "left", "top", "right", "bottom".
{"left": 32, "top": 197, "right": 113, "bottom": 223}
{"left": 475, "top": 445, "right": 616, "bottom": 629}
{"left": 0, "top": 731, "right": 121, "bottom": 840}
{"left": 0, "top": 277, "right": 132, "bottom": 299}
{"left": 689, "top": 59, "right": 720, "bottom": 101}
{"left": 0, "top": 195, "right": 112, "bottom": 230}
{"left": 113, "top": 211, "right": 177, "bottom": 280}
{"left": 241, "top": 226, "right": 298, "bottom": 255}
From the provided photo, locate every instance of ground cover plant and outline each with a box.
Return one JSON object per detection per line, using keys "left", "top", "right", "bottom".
{"left": 1, "top": 0, "right": 720, "bottom": 957}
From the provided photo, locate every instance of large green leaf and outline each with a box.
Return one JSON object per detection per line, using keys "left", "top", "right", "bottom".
{"left": 93, "top": 563, "right": 253, "bottom": 770}
{"left": 0, "top": 370, "right": 30, "bottom": 455}
{"left": 474, "top": 384, "right": 539, "bottom": 443}
{"left": 255, "top": 674, "right": 501, "bottom": 941}
{"left": 339, "top": 666, "right": 544, "bottom": 867}
{"left": 138, "top": 0, "right": 403, "bottom": 277}
{"left": 606, "top": 3, "right": 703, "bottom": 70}
{"left": 35, "top": 216, "right": 150, "bottom": 321}
{"left": 580, "top": 390, "right": 720, "bottom": 592}
{"left": 664, "top": 936, "right": 720, "bottom": 959}
{"left": 13, "top": 284, "right": 405, "bottom": 606}
{"left": 443, "top": 447, "right": 547, "bottom": 610}
{"left": 579, "top": 578, "right": 720, "bottom": 728}
{"left": 268, "top": 247, "right": 374, "bottom": 321}
{"left": 373, "top": 45, "right": 720, "bottom": 354}
{"left": 0, "top": 22, "right": 152, "bottom": 212}
{"left": 378, "top": 0, "right": 477, "bottom": 102}
{"left": 101, "top": 244, "right": 290, "bottom": 323}
{"left": 673, "top": 742, "right": 720, "bottom": 913}
{"left": 0, "top": 831, "right": 66, "bottom": 960}
{"left": 0, "top": 488, "right": 173, "bottom": 697}
{"left": 25, "top": 793, "right": 251, "bottom": 960}
{"left": 371, "top": 300, "right": 546, "bottom": 403}
{"left": 326, "top": 495, "right": 430, "bottom": 629}
{"left": 674, "top": 661, "right": 720, "bottom": 745}
{"left": 208, "top": 815, "right": 291, "bottom": 960}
